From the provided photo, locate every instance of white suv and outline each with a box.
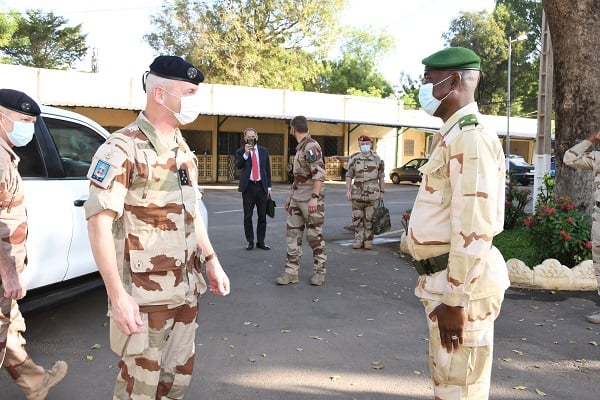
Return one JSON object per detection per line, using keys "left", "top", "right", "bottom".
{"left": 14, "top": 106, "right": 207, "bottom": 310}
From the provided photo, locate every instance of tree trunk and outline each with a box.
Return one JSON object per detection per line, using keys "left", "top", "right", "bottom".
{"left": 543, "top": 0, "right": 600, "bottom": 214}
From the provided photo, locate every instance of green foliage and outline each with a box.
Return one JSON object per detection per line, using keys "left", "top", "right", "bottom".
{"left": 307, "top": 27, "right": 395, "bottom": 98}
{"left": 493, "top": 227, "right": 536, "bottom": 266}
{"left": 145, "top": 0, "right": 348, "bottom": 89}
{"left": 442, "top": 1, "right": 542, "bottom": 117}
{"left": 504, "top": 175, "right": 531, "bottom": 229}
{"left": 0, "top": 9, "right": 87, "bottom": 69}
{"left": 523, "top": 174, "right": 592, "bottom": 267}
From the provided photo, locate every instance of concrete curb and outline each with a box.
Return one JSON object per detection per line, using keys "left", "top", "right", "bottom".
{"left": 508, "top": 258, "right": 598, "bottom": 291}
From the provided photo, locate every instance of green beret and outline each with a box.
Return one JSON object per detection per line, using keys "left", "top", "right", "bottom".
{"left": 422, "top": 47, "right": 481, "bottom": 70}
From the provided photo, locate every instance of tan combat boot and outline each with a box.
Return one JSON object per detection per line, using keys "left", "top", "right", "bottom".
{"left": 12, "top": 359, "right": 68, "bottom": 400}
{"left": 363, "top": 241, "right": 373, "bottom": 250}
{"left": 352, "top": 240, "right": 363, "bottom": 249}
{"left": 276, "top": 272, "right": 299, "bottom": 285}
{"left": 310, "top": 273, "right": 326, "bottom": 286}
{"left": 587, "top": 312, "right": 600, "bottom": 324}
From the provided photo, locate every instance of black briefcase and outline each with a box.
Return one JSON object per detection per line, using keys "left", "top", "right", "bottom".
{"left": 266, "top": 198, "right": 276, "bottom": 218}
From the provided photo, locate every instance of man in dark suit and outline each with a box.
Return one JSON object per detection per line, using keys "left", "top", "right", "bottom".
{"left": 235, "top": 128, "right": 272, "bottom": 250}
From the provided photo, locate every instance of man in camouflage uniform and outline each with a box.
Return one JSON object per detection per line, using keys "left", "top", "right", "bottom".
{"left": 563, "top": 130, "right": 600, "bottom": 324}
{"left": 345, "top": 135, "right": 385, "bottom": 250}
{"left": 0, "top": 89, "right": 68, "bottom": 399}
{"left": 277, "top": 115, "right": 327, "bottom": 286}
{"left": 85, "top": 56, "right": 230, "bottom": 399}
{"left": 405, "top": 47, "right": 509, "bottom": 399}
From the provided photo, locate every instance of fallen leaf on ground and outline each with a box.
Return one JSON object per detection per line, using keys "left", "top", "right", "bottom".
{"left": 535, "top": 388, "right": 547, "bottom": 396}
{"left": 513, "top": 385, "right": 527, "bottom": 390}
{"left": 91, "top": 344, "right": 101, "bottom": 349}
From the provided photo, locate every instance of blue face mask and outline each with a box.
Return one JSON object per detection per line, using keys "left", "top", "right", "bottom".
{"left": 1, "top": 113, "right": 35, "bottom": 147}
{"left": 418, "top": 75, "right": 453, "bottom": 116}
{"left": 360, "top": 144, "right": 371, "bottom": 153}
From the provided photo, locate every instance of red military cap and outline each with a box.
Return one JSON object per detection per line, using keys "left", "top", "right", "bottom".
{"left": 358, "top": 135, "right": 372, "bottom": 142}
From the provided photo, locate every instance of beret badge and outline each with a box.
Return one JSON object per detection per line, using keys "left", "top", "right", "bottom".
{"left": 187, "top": 67, "right": 198, "bottom": 80}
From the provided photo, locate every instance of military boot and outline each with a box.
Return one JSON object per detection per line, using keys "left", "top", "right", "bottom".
{"left": 276, "top": 272, "right": 299, "bottom": 285}
{"left": 352, "top": 240, "right": 363, "bottom": 249}
{"left": 363, "top": 241, "right": 373, "bottom": 250}
{"left": 587, "top": 312, "right": 600, "bottom": 324}
{"left": 7, "top": 358, "right": 68, "bottom": 400}
{"left": 310, "top": 273, "right": 326, "bottom": 286}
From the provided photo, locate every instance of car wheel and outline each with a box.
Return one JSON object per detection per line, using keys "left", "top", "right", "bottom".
{"left": 391, "top": 174, "right": 400, "bottom": 184}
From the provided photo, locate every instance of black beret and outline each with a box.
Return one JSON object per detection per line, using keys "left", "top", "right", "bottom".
{"left": 0, "top": 89, "right": 41, "bottom": 116}
{"left": 148, "top": 56, "right": 204, "bottom": 85}
{"left": 422, "top": 47, "right": 481, "bottom": 71}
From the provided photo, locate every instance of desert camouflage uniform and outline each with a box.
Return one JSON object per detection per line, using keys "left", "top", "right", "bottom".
{"left": 85, "top": 113, "right": 207, "bottom": 400}
{"left": 563, "top": 140, "right": 600, "bottom": 293}
{"left": 346, "top": 151, "right": 384, "bottom": 243}
{"left": 0, "top": 138, "right": 52, "bottom": 398}
{"left": 406, "top": 103, "right": 509, "bottom": 400}
{"left": 285, "top": 135, "right": 327, "bottom": 275}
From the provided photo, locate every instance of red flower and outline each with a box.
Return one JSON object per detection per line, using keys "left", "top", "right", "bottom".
{"left": 566, "top": 217, "right": 574, "bottom": 223}
{"left": 402, "top": 213, "right": 411, "bottom": 221}
{"left": 560, "top": 230, "right": 566, "bottom": 236}
{"left": 564, "top": 234, "right": 572, "bottom": 241}
{"left": 586, "top": 241, "right": 593, "bottom": 249}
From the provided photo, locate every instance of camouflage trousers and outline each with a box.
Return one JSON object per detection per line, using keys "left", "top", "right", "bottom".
{"left": 592, "top": 209, "right": 600, "bottom": 292}
{"left": 351, "top": 198, "right": 376, "bottom": 243}
{"left": 112, "top": 302, "right": 199, "bottom": 400}
{"left": 421, "top": 293, "right": 505, "bottom": 400}
{"left": 285, "top": 198, "right": 327, "bottom": 274}
{"left": 0, "top": 293, "right": 47, "bottom": 397}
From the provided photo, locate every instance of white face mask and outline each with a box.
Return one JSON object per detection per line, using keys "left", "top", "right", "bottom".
{"left": 418, "top": 75, "right": 453, "bottom": 116}
{"left": 360, "top": 144, "right": 371, "bottom": 153}
{"left": 161, "top": 87, "right": 203, "bottom": 125}
{"left": 1, "top": 113, "right": 35, "bottom": 147}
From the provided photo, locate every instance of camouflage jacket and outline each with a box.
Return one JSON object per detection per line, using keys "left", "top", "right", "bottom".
{"left": 85, "top": 113, "right": 206, "bottom": 307}
{"left": 291, "top": 134, "right": 326, "bottom": 201}
{"left": 346, "top": 151, "right": 384, "bottom": 201}
{"left": 406, "top": 103, "right": 509, "bottom": 306}
{"left": 563, "top": 140, "right": 600, "bottom": 202}
{"left": 0, "top": 138, "right": 27, "bottom": 276}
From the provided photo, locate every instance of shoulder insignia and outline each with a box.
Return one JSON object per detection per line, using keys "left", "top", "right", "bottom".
{"left": 458, "top": 114, "right": 478, "bottom": 129}
{"left": 306, "top": 147, "right": 320, "bottom": 162}
{"left": 90, "top": 159, "right": 111, "bottom": 183}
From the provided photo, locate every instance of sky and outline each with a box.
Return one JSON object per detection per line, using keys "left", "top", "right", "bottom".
{"left": 1, "top": 0, "right": 495, "bottom": 82}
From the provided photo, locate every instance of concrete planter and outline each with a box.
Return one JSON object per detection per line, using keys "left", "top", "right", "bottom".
{"left": 507, "top": 258, "right": 597, "bottom": 291}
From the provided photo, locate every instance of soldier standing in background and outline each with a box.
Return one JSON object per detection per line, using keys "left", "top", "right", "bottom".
{"left": 276, "top": 116, "right": 327, "bottom": 286}
{"left": 85, "top": 56, "right": 230, "bottom": 399}
{"left": 345, "top": 135, "right": 385, "bottom": 250}
{"left": 0, "top": 89, "right": 68, "bottom": 400}
{"left": 404, "top": 47, "right": 509, "bottom": 399}
{"left": 563, "top": 130, "right": 600, "bottom": 324}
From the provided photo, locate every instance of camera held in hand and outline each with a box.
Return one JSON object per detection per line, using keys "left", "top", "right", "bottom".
{"left": 246, "top": 138, "right": 256, "bottom": 146}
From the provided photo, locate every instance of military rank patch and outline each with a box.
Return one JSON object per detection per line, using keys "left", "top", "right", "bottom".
{"left": 91, "top": 160, "right": 110, "bottom": 183}
{"left": 306, "top": 147, "right": 320, "bottom": 162}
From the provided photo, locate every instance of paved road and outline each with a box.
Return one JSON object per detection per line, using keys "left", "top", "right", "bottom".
{"left": 2, "top": 182, "right": 598, "bottom": 399}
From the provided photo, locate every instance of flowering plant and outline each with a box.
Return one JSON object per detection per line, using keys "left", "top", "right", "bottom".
{"left": 400, "top": 209, "right": 411, "bottom": 233}
{"left": 523, "top": 175, "right": 591, "bottom": 267}
{"left": 504, "top": 177, "right": 531, "bottom": 230}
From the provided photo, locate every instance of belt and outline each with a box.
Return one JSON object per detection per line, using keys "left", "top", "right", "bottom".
{"left": 250, "top": 180, "right": 262, "bottom": 183}
{"left": 414, "top": 253, "right": 449, "bottom": 276}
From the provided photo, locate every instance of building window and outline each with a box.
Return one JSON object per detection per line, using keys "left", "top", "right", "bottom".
{"left": 404, "top": 139, "right": 414, "bottom": 156}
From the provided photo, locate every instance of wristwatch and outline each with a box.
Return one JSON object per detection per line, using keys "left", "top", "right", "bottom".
{"left": 311, "top": 193, "right": 320, "bottom": 199}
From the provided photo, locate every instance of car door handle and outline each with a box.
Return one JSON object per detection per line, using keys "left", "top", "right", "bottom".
{"left": 74, "top": 199, "right": 86, "bottom": 207}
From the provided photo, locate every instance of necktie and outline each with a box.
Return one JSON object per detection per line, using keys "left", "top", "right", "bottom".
{"left": 251, "top": 149, "right": 259, "bottom": 181}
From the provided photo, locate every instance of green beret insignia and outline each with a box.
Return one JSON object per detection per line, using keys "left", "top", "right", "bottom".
{"left": 458, "top": 114, "right": 479, "bottom": 129}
